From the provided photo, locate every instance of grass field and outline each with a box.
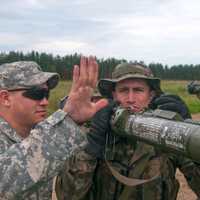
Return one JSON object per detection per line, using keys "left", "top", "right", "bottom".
{"left": 48, "top": 80, "right": 72, "bottom": 114}
{"left": 161, "top": 80, "right": 200, "bottom": 114}
{"left": 48, "top": 80, "right": 200, "bottom": 115}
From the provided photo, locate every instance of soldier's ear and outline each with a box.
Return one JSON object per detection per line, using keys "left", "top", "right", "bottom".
{"left": 0, "top": 90, "right": 11, "bottom": 107}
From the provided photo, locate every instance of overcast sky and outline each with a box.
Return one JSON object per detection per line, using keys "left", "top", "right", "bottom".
{"left": 1, "top": 0, "right": 200, "bottom": 65}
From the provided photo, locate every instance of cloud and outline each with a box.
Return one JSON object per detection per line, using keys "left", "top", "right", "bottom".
{"left": 30, "top": 39, "right": 89, "bottom": 55}
{"left": 1, "top": 0, "right": 200, "bottom": 65}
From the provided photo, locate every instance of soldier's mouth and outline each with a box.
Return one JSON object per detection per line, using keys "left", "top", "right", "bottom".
{"left": 124, "top": 105, "right": 140, "bottom": 112}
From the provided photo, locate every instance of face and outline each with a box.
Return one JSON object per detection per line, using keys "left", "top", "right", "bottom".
{"left": 8, "top": 85, "right": 49, "bottom": 128}
{"left": 112, "top": 78, "right": 155, "bottom": 112}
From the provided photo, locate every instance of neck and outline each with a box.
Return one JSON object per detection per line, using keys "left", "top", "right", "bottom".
{"left": 0, "top": 112, "right": 31, "bottom": 138}
{"left": 10, "top": 122, "right": 31, "bottom": 138}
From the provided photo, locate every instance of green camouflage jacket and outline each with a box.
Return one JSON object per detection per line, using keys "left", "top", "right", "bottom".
{"left": 56, "top": 130, "right": 200, "bottom": 200}
{"left": 0, "top": 109, "right": 86, "bottom": 200}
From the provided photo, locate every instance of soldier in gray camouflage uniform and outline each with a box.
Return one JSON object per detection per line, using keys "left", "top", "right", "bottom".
{"left": 56, "top": 62, "right": 200, "bottom": 200}
{"left": 0, "top": 57, "right": 108, "bottom": 199}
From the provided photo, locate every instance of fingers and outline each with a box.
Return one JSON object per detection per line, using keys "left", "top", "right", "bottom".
{"left": 65, "top": 55, "right": 102, "bottom": 123}
{"left": 80, "top": 56, "right": 88, "bottom": 86}
{"left": 88, "top": 56, "right": 98, "bottom": 88}
{"left": 79, "top": 56, "right": 98, "bottom": 88}
{"left": 70, "top": 65, "right": 80, "bottom": 92}
{"left": 94, "top": 99, "right": 109, "bottom": 113}
{"left": 73, "top": 65, "right": 80, "bottom": 83}
{"left": 70, "top": 55, "right": 99, "bottom": 96}
{"left": 70, "top": 56, "right": 88, "bottom": 92}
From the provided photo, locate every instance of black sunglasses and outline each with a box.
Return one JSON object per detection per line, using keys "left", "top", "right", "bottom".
{"left": 9, "top": 87, "right": 50, "bottom": 100}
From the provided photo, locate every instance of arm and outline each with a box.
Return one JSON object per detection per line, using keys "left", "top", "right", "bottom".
{"left": 0, "top": 110, "right": 86, "bottom": 199}
{"left": 55, "top": 100, "right": 116, "bottom": 200}
{"left": 0, "top": 56, "right": 108, "bottom": 199}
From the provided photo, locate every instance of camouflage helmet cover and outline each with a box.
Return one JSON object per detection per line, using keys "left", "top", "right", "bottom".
{"left": 98, "top": 62, "right": 162, "bottom": 98}
{"left": 0, "top": 61, "right": 59, "bottom": 90}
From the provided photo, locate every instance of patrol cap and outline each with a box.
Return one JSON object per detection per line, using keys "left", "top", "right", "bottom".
{"left": 0, "top": 61, "right": 59, "bottom": 90}
{"left": 98, "top": 62, "right": 162, "bottom": 98}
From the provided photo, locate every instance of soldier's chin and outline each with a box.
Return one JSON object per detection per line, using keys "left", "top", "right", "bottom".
{"left": 35, "top": 113, "right": 47, "bottom": 123}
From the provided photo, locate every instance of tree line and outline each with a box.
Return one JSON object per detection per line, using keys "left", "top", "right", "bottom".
{"left": 0, "top": 51, "right": 200, "bottom": 80}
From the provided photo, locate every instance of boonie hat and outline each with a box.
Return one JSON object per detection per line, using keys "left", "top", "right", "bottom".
{"left": 0, "top": 61, "right": 59, "bottom": 90}
{"left": 98, "top": 62, "right": 162, "bottom": 98}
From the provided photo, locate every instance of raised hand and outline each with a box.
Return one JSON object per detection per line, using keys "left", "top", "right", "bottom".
{"left": 63, "top": 56, "right": 108, "bottom": 123}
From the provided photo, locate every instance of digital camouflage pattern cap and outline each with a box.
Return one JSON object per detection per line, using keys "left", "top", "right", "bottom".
{"left": 98, "top": 62, "right": 162, "bottom": 98}
{"left": 0, "top": 61, "right": 59, "bottom": 90}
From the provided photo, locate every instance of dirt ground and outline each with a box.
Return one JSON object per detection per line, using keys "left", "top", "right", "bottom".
{"left": 53, "top": 114, "right": 200, "bottom": 200}
{"left": 176, "top": 169, "right": 197, "bottom": 200}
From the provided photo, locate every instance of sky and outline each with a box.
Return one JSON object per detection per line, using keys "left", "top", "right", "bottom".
{"left": 1, "top": 0, "right": 200, "bottom": 66}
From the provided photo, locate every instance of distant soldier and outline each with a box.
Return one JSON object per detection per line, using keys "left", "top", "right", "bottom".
{"left": 188, "top": 81, "right": 200, "bottom": 99}
{"left": 0, "top": 57, "right": 108, "bottom": 199}
{"left": 55, "top": 62, "right": 200, "bottom": 200}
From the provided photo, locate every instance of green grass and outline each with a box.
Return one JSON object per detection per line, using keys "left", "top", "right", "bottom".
{"left": 48, "top": 80, "right": 72, "bottom": 115}
{"left": 161, "top": 80, "right": 200, "bottom": 114}
{"left": 48, "top": 80, "right": 200, "bottom": 115}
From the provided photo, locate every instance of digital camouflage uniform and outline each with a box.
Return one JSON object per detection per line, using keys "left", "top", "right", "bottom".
{"left": 0, "top": 110, "right": 87, "bottom": 200}
{"left": 0, "top": 61, "right": 87, "bottom": 199}
{"left": 55, "top": 63, "right": 200, "bottom": 200}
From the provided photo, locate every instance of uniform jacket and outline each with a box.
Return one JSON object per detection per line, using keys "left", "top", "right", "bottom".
{"left": 56, "top": 114, "right": 200, "bottom": 200}
{"left": 0, "top": 109, "right": 86, "bottom": 199}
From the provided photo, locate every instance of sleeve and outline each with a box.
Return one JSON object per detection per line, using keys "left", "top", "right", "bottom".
{"left": 0, "top": 109, "right": 87, "bottom": 199}
{"left": 54, "top": 104, "right": 116, "bottom": 200}
{"left": 178, "top": 156, "right": 200, "bottom": 198}
{"left": 55, "top": 150, "right": 97, "bottom": 200}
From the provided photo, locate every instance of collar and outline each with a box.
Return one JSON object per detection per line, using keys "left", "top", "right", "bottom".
{"left": 0, "top": 117, "right": 23, "bottom": 143}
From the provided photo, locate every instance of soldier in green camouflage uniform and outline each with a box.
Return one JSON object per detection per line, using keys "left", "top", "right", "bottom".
{"left": 56, "top": 62, "right": 200, "bottom": 200}
{"left": 0, "top": 57, "right": 108, "bottom": 199}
